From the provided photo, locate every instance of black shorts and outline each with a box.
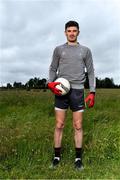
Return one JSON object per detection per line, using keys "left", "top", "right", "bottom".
{"left": 55, "top": 89, "right": 85, "bottom": 112}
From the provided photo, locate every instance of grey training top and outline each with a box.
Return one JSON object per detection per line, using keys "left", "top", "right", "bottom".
{"left": 49, "top": 43, "right": 96, "bottom": 92}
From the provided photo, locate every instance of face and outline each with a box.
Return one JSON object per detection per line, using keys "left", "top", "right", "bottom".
{"left": 65, "top": 26, "right": 79, "bottom": 43}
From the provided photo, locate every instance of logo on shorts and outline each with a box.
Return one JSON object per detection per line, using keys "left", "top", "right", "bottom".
{"left": 78, "top": 105, "right": 83, "bottom": 107}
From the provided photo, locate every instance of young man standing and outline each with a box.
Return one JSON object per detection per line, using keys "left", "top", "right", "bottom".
{"left": 48, "top": 21, "right": 96, "bottom": 170}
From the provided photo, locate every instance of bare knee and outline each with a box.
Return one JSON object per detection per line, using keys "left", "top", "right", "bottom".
{"left": 55, "top": 110, "right": 66, "bottom": 130}
{"left": 56, "top": 121, "right": 64, "bottom": 130}
{"left": 73, "top": 120, "right": 82, "bottom": 131}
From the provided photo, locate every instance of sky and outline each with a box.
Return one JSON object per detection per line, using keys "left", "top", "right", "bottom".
{"left": 0, "top": 0, "right": 120, "bottom": 86}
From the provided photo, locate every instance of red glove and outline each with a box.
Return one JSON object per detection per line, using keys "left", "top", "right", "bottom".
{"left": 47, "top": 82, "right": 61, "bottom": 96}
{"left": 85, "top": 93, "right": 95, "bottom": 108}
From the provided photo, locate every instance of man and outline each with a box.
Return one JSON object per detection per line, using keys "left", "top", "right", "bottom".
{"left": 48, "top": 20, "right": 96, "bottom": 170}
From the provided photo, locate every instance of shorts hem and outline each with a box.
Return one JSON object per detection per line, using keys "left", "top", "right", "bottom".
{"left": 72, "top": 109, "right": 84, "bottom": 112}
{"left": 55, "top": 107, "right": 68, "bottom": 111}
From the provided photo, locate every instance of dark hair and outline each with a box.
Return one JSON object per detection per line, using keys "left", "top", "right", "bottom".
{"left": 65, "top": 20, "right": 79, "bottom": 30}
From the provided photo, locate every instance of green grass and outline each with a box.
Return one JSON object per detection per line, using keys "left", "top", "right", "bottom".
{"left": 0, "top": 89, "right": 120, "bottom": 179}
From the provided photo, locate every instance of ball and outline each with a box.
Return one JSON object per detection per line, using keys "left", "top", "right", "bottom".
{"left": 55, "top": 77, "right": 70, "bottom": 95}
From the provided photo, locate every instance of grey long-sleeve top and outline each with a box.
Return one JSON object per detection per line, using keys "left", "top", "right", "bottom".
{"left": 49, "top": 43, "right": 96, "bottom": 92}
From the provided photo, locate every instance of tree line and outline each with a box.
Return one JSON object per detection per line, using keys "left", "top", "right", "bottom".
{"left": 0, "top": 75, "right": 120, "bottom": 90}
{"left": 85, "top": 73, "right": 120, "bottom": 88}
{"left": 1, "top": 78, "right": 47, "bottom": 90}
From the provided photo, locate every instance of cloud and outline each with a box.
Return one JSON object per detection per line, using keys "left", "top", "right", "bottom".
{"left": 0, "top": 0, "right": 120, "bottom": 85}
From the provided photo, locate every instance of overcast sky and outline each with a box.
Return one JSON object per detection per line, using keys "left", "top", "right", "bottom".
{"left": 0, "top": 0, "right": 120, "bottom": 86}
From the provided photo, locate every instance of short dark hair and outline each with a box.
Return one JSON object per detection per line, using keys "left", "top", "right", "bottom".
{"left": 65, "top": 20, "right": 79, "bottom": 30}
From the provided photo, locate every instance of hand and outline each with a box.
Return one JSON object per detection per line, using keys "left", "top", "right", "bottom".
{"left": 85, "top": 93, "right": 95, "bottom": 108}
{"left": 47, "top": 82, "right": 62, "bottom": 95}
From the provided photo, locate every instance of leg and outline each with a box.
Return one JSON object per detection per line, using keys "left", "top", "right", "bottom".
{"left": 73, "top": 111, "right": 84, "bottom": 170}
{"left": 73, "top": 111, "right": 83, "bottom": 148}
{"left": 54, "top": 109, "right": 66, "bottom": 148}
{"left": 51, "top": 94, "right": 68, "bottom": 168}
{"left": 69, "top": 89, "right": 85, "bottom": 169}
{"left": 50, "top": 109, "right": 67, "bottom": 168}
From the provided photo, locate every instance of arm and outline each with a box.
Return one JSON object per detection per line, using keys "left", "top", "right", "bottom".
{"left": 48, "top": 47, "right": 61, "bottom": 95}
{"left": 84, "top": 48, "right": 96, "bottom": 93}
{"left": 84, "top": 48, "right": 96, "bottom": 108}
{"left": 49, "top": 47, "right": 60, "bottom": 82}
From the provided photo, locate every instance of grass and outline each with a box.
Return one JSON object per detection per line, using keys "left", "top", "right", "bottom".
{"left": 0, "top": 89, "right": 120, "bottom": 179}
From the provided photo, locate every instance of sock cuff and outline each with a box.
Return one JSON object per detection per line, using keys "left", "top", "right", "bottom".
{"left": 54, "top": 147, "right": 61, "bottom": 149}
{"left": 75, "top": 147, "right": 82, "bottom": 151}
{"left": 54, "top": 147, "right": 61, "bottom": 158}
{"left": 75, "top": 147, "right": 83, "bottom": 159}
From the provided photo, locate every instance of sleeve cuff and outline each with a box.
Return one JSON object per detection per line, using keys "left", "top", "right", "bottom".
{"left": 90, "top": 92, "right": 95, "bottom": 95}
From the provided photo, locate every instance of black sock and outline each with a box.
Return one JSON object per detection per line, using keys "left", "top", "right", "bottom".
{"left": 54, "top": 147, "right": 61, "bottom": 158}
{"left": 75, "top": 148, "right": 82, "bottom": 159}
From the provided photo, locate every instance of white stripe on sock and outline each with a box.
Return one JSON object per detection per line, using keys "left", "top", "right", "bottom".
{"left": 54, "top": 157, "right": 60, "bottom": 161}
{"left": 75, "top": 158, "right": 81, "bottom": 162}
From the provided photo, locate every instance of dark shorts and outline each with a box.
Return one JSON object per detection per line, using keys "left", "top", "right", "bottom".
{"left": 55, "top": 89, "right": 85, "bottom": 112}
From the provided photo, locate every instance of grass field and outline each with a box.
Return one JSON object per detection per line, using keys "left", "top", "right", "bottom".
{"left": 0, "top": 89, "right": 120, "bottom": 179}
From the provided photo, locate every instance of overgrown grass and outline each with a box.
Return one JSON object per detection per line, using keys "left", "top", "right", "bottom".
{"left": 0, "top": 89, "right": 120, "bottom": 179}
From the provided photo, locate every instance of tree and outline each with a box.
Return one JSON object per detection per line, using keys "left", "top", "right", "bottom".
{"left": 7, "top": 83, "right": 12, "bottom": 89}
{"left": 13, "top": 82, "right": 23, "bottom": 89}
{"left": 104, "top": 78, "right": 114, "bottom": 88}
{"left": 27, "top": 78, "right": 34, "bottom": 89}
{"left": 41, "top": 78, "right": 47, "bottom": 89}
{"left": 26, "top": 77, "right": 47, "bottom": 90}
